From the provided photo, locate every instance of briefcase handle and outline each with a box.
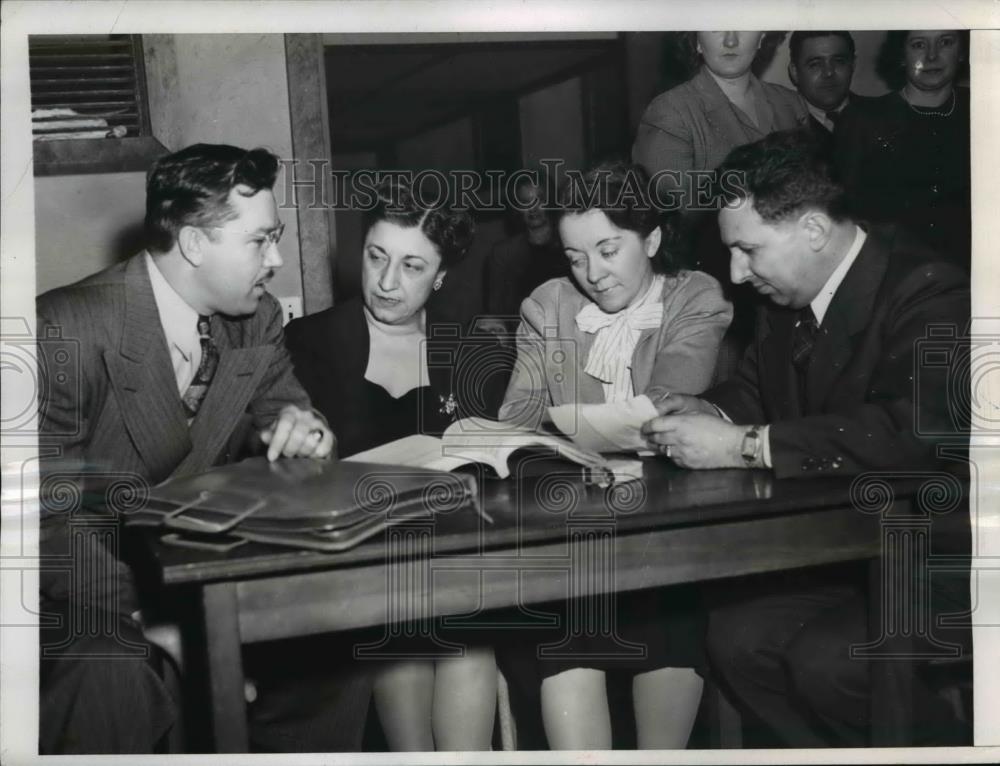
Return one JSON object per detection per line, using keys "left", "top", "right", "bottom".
{"left": 160, "top": 490, "right": 267, "bottom": 534}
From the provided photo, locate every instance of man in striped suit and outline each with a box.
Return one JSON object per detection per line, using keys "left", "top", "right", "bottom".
{"left": 35, "top": 144, "right": 347, "bottom": 753}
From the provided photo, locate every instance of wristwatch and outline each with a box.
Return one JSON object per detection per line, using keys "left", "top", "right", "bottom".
{"left": 740, "top": 425, "right": 763, "bottom": 468}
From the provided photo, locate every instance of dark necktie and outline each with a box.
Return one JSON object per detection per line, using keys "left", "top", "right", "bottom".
{"left": 825, "top": 109, "right": 841, "bottom": 128}
{"left": 791, "top": 307, "right": 818, "bottom": 409}
{"left": 181, "top": 315, "right": 219, "bottom": 418}
{"left": 791, "top": 307, "right": 819, "bottom": 370}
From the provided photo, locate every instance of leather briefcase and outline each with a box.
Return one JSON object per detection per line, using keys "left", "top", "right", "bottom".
{"left": 126, "top": 456, "right": 480, "bottom": 552}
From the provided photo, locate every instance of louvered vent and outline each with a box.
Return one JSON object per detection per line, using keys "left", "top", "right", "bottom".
{"left": 30, "top": 34, "right": 149, "bottom": 141}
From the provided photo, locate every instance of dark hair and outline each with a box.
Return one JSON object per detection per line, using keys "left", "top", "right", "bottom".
{"left": 789, "top": 31, "right": 856, "bottom": 64}
{"left": 556, "top": 161, "right": 682, "bottom": 274}
{"left": 362, "top": 177, "right": 475, "bottom": 269}
{"left": 876, "top": 30, "right": 969, "bottom": 91}
{"left": 145, "top": 143, "right": 279, "bottom": 254}
{"left": 715, "top": 129, "right": 848, "bottom": 223}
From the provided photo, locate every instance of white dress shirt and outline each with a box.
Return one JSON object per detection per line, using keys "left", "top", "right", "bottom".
{"left": 806, "top": 97, "right": 849, "bottom": 133}
{"left": 757, "top": 225, "right": 867, "bottom": 466}
{"left": 145, "top": 251, "right": 202, "bottom": 394}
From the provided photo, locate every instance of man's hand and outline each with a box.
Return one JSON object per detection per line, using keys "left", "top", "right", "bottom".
{"left": 651, "top": 392, "right": 721, "bottom": 418}
{"left": 259, "top": 405, "right": 336, "bottom": 461}
{"left": 641, "top": 413, "right": 745, "bottom": 469}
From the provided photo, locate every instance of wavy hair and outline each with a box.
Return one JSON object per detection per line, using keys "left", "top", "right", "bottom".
{"left": 556, "top": 161, "right": 684, "bottom": 274}
{"left": 362, "top": 177, "right": 475, "bottom": 269}
{"left": 145, "top": 144, "right": 279, "bottom": 254}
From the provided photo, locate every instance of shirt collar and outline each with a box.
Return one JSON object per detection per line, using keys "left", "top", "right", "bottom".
{"left": 145, "top": 251, "right": 200, "bottom": 361}
{"left": 810, "top": 225, "right": 866, "bottom": 325}
{"left": 805, "top": 96, "right": 849, "bottom": 131}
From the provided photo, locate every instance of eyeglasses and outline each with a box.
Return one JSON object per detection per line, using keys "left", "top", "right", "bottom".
{"left": 261, "top": 222, "right": 286, "bottom": 247}
{"left": 205, "top": 222, "right": 285, "bottom": 248}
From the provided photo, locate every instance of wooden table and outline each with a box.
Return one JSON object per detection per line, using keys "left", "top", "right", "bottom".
{"left": 135, "top": 457, "right": 928, "bottom": 752}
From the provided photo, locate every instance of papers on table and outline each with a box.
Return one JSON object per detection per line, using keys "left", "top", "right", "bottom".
{"left": 548, "top": 395, "right": 659, "bottom": 454}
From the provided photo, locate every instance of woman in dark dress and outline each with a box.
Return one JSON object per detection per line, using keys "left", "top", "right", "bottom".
{"left": 285, "top": 180, "right": 500, "bottom": 751}
{"left": 834, "top": 30, "right": 970, "bottom": 267}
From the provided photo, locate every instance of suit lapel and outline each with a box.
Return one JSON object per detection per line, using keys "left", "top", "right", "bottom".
{"left": 759, "top": 308, "right": 801, "bottom": 417}
{"left": 104, "top": 255, "right": 192, "bottom": 480}
{"left": 746, "top": 75, "right": 776, "bottom": 133}
{"left": 177, "top": 324, "right": 273, "bottom": 475}
{"left": 571, "top": 324, "right": 604, "bottom": 403}
{"left": 630, "top": 326, "right": 660, "bottom": 394}
{"left": 806, "top": 234, "right": 888, "bottom": 411}
{"left": 339, "top": 299, "right": 372, "bottom": 390}
{"left": 694, "top": 69, "right": 754, "bottom": 150}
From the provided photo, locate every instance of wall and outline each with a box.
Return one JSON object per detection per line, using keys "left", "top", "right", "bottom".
{"left": 396, "top": 117, "right": 476, "bottom": 172}
{"left": 33, "top": 171, "right": 147, "bottom": 294}
{"left": 329, "top": 150, "right": 377, "bottom": 302}
{"left": 144, "top": 34, "right": 303, "bottom": 300}
{"left": 519, "top": 77, "right": 585, "bottom": 172}
{"left": 34, "top": 34, "right": 305, "bottom": 300}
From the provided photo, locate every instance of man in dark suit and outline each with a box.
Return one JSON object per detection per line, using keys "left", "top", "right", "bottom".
{"left": 35, "top": 144, "right": 345, "bottom": 753}
{"left": 788, "top": 32, "right": 875, "bottom": 139}
{"left": 642, "top": 130, "right": 970, "bottom": 746}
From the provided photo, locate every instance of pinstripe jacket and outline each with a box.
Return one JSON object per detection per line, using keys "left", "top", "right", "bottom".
{"left": 36, "top": 252, "right": 311, "bottom": 611}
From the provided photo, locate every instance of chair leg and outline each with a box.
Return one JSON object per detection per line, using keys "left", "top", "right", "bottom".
{"left": 497, "top": 669, "right": 517, "bottom": 750}
{"left": 160, "top": 652, "right": 186, "bottom": 753}
{"left": 144, "top": 622, "right": 186, "bottom": 753}
{"left": 704, "top": 678, "right": 743, "bottom": 749}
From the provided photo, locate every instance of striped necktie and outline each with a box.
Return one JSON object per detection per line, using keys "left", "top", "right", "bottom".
{"left": 791, "top": 307, "right": 818, "bottom": 370}
{"left": 181, "top": 315, "right": 219, "bottom": 417}
{"left": 791, "top": 307, "right": 818, "bottom": 409}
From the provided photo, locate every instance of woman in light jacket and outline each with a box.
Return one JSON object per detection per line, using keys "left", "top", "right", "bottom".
{"left": 632, "top": 31, "right": 807, "bottom": 196}
{"left": 499, "top": 161, "right": 732, "bottom": 749}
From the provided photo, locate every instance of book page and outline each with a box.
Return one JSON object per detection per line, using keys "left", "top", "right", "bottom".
{"left": 547, "top": 395, "right": 659, "bottom": 453}
{"left": 442, "top": 418, "right": 609, "bottom": 477}
{"left": 344, "top": 434, "right": 473, "bottom": 473}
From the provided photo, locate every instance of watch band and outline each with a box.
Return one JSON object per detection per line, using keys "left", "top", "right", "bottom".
{"left": 741, "top": 425, "right": 763, "bottom": 468}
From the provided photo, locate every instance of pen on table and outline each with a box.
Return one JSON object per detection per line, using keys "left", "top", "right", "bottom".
{"left": 473, "top": 501, "right": 494, "bottom": 525}
{"left": 650, "top": 390, "right": 672, "bottom": 409}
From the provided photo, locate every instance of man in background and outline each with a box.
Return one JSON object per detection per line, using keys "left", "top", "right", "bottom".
{"left": 788, "top": 31, "right": 875, "bottom": 137}
{"left": 482, "top": 172, "right": 568, "bottom": 333}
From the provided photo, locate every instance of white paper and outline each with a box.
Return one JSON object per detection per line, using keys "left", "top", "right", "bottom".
{"left": 548, "top": 395, "right": 659, "bottom": 453}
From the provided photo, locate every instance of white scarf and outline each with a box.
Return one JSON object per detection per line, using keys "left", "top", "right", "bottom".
{"left": 575, "top": 275, "right": 664, "bottom": 402}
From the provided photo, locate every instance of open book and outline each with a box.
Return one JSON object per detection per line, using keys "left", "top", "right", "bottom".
{"left": 345, "top": 414, "right": 646, "bottom": 484}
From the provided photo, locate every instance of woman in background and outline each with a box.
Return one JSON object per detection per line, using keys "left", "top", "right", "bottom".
{"left": 632, "top": 31, "right": 806, "bottom": 365}
{"left": 499, "top": 162, "right": 732, "bottom": 749}
{"left": 834, "top": 30, "right": 970, "bottom": 267}
{"left": 285, "top": 180, "right": 499, "bottom": 751}
{"left": 632, "top": 31, "right": 806, "bottom": 202}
